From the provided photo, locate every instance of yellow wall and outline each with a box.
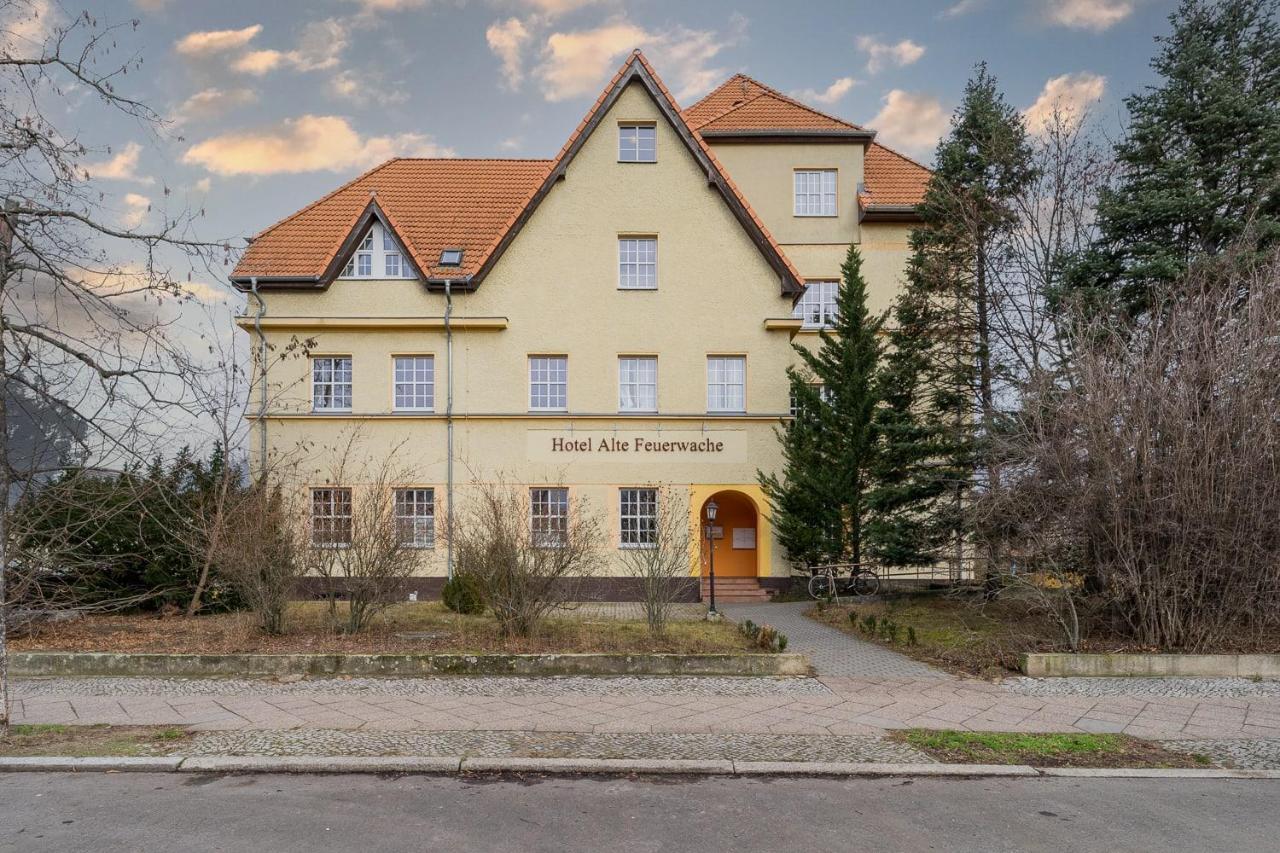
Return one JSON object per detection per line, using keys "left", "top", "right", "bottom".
{"left": 243, "top": 80, "right": 913, "bottom": 581}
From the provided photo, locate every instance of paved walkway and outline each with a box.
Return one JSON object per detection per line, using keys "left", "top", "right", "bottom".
{"left": 721, "top": 601, "right": 950, "bottom": 678}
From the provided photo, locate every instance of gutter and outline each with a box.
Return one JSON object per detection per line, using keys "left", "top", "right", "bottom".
{"left": 250, "top": 277, "right": 268, "bottom": 476}
{"left": 444, "top": 278, "right": 455, "bottom": 581}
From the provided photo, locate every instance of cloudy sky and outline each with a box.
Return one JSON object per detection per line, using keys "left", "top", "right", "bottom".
{"left": 40, "top": 0, "right": 1182, "bottom": 281}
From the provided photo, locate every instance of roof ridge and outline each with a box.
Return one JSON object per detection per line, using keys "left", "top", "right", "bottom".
{"left": 245, "top": 158, "right": 399, "bottom": 246}
{"left": 391, "top": 157, "right": 555, "bottom": 163}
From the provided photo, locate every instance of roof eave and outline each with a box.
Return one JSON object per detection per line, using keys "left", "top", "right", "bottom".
{"left": 699, "top": 129, "right": 876, "bottom": 142}
{"left": 860, "top": 203, "right": 922, "bottom": 223}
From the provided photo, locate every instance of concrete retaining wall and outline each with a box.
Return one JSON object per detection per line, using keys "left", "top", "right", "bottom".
{"left": 10, "top": 651, "right": 810, "bottom": 678}
{"left": 1022, "top": 652, "right": 1280, "bottom": 678}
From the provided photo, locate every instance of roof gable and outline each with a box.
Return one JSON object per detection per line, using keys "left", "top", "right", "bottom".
{"left": 468, "top": 51, "right": 804, "bottom": 295}
{"left": 684, "top": 74, "right": 867, "bottom": 137}
{"left": 860, "top": 143, "right": 933, "bottom": 213}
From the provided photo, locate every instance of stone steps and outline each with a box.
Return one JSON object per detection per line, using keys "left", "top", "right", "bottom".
{"left": 700, "top": 578, "right": 773, "bottom": 603}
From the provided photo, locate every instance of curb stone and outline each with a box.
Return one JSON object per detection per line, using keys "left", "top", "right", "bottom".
{"left": 0, "top": 756, "right": 183, "bottom": 772}
{"left": 5, "top": 755, "right": 1280, "bottom": 778}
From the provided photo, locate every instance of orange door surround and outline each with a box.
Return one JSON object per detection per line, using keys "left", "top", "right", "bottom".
{"left": 699, "top": 490, "right": 757, "bottom": 577}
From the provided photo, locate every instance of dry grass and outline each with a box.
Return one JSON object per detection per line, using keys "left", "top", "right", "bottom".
{"left": 0, "top": 725, "right": 191, "bottom": 757}
{"left": 12, "top": 601, "right": 752, "bottom": 655}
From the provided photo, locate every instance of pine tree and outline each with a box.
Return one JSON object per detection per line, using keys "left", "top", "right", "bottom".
{"left": 895, "top": 63, "right": 1036, "bottom": 537}
{"left": 760, "top": 245, "right": 884, "bottom": 567}
{"left": 1070, "top": 0, "right": 1280, "bottom": 317}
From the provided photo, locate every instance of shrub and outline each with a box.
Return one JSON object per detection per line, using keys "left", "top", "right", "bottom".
{"left": 442, "top": 573, "right": 486, "bottom": 615}
{"left": 737, "top": 619, "right": 788, "bottom": 652}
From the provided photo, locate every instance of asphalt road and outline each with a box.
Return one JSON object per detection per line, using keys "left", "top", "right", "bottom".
{"left": 3, "top": 773, "right": 1278, "bottom": 852}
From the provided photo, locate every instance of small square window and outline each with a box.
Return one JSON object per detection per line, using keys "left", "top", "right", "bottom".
{"left": 619, "top": 124, "right": 656, "bottom": 162}
{"left": 356, "top": 253, "right": 372, "bottom": 277}
{"left": 794, "top": 170, "right": 838, "bottom": 217}
{"left": 385, "top": 252, "right": 402, "bottom": 277}
{"left": 439, "top": 249, "right": 464, "bottom": 267}
{"left": 529, "top": 356, "right": 567, "bottom": 411}
{"left": 619, "top": 237, "right": 657, "bottom": 290}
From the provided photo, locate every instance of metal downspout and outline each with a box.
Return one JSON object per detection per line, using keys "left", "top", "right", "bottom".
{"left": 445, "top": 279, "right": 455, "bottom": 580}
{"left": 250, "top": 277, "right": 268, "bottom": 477}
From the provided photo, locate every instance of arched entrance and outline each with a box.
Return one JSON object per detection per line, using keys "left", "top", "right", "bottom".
{"left": 698, "top": 489, "right": 759, "bottom": 577}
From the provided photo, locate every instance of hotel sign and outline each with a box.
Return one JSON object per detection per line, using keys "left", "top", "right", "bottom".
{"left": 527, "top": 429, "right": 747, "bottom": 463}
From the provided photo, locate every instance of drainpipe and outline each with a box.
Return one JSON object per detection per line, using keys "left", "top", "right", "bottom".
{"left": 444, "top": 279, "right": 455, "bottom": 580}
{"left": 250, "top": 277, "right": 268, "bottom": 478}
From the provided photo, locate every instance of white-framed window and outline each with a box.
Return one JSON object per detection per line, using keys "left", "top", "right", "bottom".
{"left": 618, "top": 237, "right": 657, "bottom": 290}
{"left": 530, "top": 487, "right": 568, "bottom": 548}
{"left": 312, "top": 356, "right": 352, "bottom": 411}
{"left": 707, "top": 355, "right": 746, "bottom": 413}
{"left": 794, "top": 280, "right": 839, "bottom": 328}
{"left": 394, "top": 487, "right": 435, "bottom": 549}
{"left": 794, "top": 169, "right": 837, "bottom": 217}
{"left": 529, "top": 355, "right": 567, "bottom": 411}
{"left": 341, "top": 222, "right": 414, "bottom": 278}
{"left": 618, "top": 124, "right": 656, "bottom": 162}
{"left": 790, "top": 383, "right": 832, "bottom": 416}
{"left": 393, "top": 355, "right": 434, "bottom": 411}
{"left": 619, "top": 487, "right": 657, "bottom": 549}
{"left": 311, "top": 487, "right": 352, "bottom": 547}
{"left": 618, "top": 356, "right": 657, "bottom": 412}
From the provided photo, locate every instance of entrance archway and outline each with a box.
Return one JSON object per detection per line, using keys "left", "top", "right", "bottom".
{"left": 699, "top": 490, "right": 758, "bottom": 577}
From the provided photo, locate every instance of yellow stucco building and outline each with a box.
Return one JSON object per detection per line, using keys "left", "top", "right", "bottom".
{"left": 231, "top": 52, "right": 929, "bottom": 601}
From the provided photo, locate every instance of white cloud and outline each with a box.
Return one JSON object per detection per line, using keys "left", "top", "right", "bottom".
{"left": 1022, "top": 71, "right": 1106, "bottom": 135}
{"left": 791, "top": 77, "right": 856, "bottom": 106}
{"left": 328, "top": 70, "right": 409, "bottom": 104}
{"left": 215, "top": 19, "right": 347, "bottom": 75}
{"left": 869, "top": 89, "right": 949, "bottom": 159}
{"left": 121, "top": 193, "right": 151, "bottom": 229}
{"left": 133, "top": 0, "right": 171, "bottom": 9}
{"left": 232, "top": 50, "right": 282, "bottom": 75}
{"left": 346, "top": 0, "right": 428, "bottom": 10}
{"left": 83, "top": 142, "right": 154, "bottom": 184}
{"left": 856, "top": 36, "right": 926, "bottom": 74}
{"left": 519, "top": 0, "right": 606, "bottom": 13}
{"left": 1045, "top": 0, "right": 1134, "bottom": 31}
{"left": 176, "top": 87, "right": 258, "bottom": 122}
{"left": 183, "top": 115, "right": 454, "bottom": 176}
{"left": 499, "top": 136, "right": 523, "bottom": 151}
{"left": 174, "top": 25, "right": 263, "bottom": 57}
{"left": 532, "top": 15, "right": 746, "bottom": 103}
{"left": 193, "top": 177, "right": 212, "bottom": 193}
{"left": 939, "top": 0, "right": 983, "bottom": 18}
{"left": 487, "top": 17, "right": 533, "bottom": 89}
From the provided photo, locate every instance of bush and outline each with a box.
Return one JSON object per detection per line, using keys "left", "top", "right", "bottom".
{"left": 442, "top": 573, "right": 486, "bottom": 615}
{"left": 737, "top": 619, "right": 789, "bottom": 653}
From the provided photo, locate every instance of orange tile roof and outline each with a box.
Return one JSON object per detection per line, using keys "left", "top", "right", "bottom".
{"left": 861, "top": 142, "right": 932, "bottom": 208}
{"left": 232, "top": 159, "right": 551, "bottom": 283}
{"left": 684, "top": 74, "right": 862, "bottom": 133}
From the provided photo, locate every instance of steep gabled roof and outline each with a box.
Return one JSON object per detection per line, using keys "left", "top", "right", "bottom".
{"left": 231, "top": 52, "right": 804, "bottom": 294}
{"left": 231, "top": 159, "right": 551, "bottom": 285}
{"left": 683, "top": 74, "right": 869, "bottom": 137}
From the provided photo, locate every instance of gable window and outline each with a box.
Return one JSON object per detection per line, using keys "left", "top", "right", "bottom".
{"left": 618, "top": 124, "right": 656, "bottom": 162}
{"left": 707, "top": 355, "right": 746, "bottom": 413}
{"left": 619, "top": 488, "right": 657, "bottom": 549}
{"left": 529, "top": 355, "right": 568, "bottom": 411}
{"left": 794, "top": 280, "right": 839, "bottom": 327}
{"left": 618, "top": 356, "right": 657, "bottom": 412}
{"left": 394, "top": 487, "right": 435, "bottom": 549}
{"left": 530, "top": 487, "right": 569, "bottom": 548}
{"left": 312, "top": 356, "right": 352, "bottom": 411}
{"left": 393, "top": 355, "right": 434, "bottom": 411}
{"left": 311, "top": 487, "right": 352, "bottom": 547}
{"left": 619, "top": 237, "right": 657, "bottom": 290}
{"left": 794, "top": 169, "right": 838, "bottom": 217}
{"left": 341, "top": 222, "right": 414, "bottom": 278}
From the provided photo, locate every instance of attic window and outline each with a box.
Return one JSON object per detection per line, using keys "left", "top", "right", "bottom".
{"left": 439, "top": 249, "right": 464, "bottom": 267}
{"left": 618, "top": 124, "right": 656, "bottom": 163}
{"left": 340, "top": 222, "right": 415, "bottom": 279}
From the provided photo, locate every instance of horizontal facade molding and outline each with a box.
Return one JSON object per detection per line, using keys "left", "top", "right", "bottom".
{"left": 255, "top": 412, "right": 790, "bottom": 422}
{"left": 233, "top": 316, "right": 509, "bottom": 331}
{"left": 763, "top": 318, "right": 804, "bottom": 331}
{"left": 699, "top": 130, "right": 876, "bottom": 142}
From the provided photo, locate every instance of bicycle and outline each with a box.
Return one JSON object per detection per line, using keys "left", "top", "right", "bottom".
{"left": 806, "top": 563, "right": 881, "bottom": 600}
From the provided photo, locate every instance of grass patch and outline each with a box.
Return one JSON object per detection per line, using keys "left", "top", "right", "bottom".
{"left": 0, "top": 724, "right": 192, "bottom": 757}
{"left": 894, "top": 729, "right": 1211, "bottom": 768}
{"left": 13, "top": 601, "right": 753, "bottom": 656}
{"left": 808, "top": 594, "right": 1057, "bottom": 676}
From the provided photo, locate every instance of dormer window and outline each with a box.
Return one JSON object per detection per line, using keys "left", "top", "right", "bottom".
{"left": 619, "top": 124, "right": 656, "bottom": 163}
{"left": 341, "top": 221, "right": 415, "bottom": 279}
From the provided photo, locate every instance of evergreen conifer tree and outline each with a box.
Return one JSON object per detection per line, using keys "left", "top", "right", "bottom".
{"left": 1070, "top": 0, "right": 1280, "bottom": 317}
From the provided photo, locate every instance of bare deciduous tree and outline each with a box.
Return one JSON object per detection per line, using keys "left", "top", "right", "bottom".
{"left": 616, "top": 486, "right": 694, "bottom": 634}
{"left": 449, "top": 475, "right": 603, "bottom": 638}
{"left": 0, "top": 3, "right": 233, "bottom": 733}
{"left": 980, "top": 246, "right": 1280, "bottom": 650}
